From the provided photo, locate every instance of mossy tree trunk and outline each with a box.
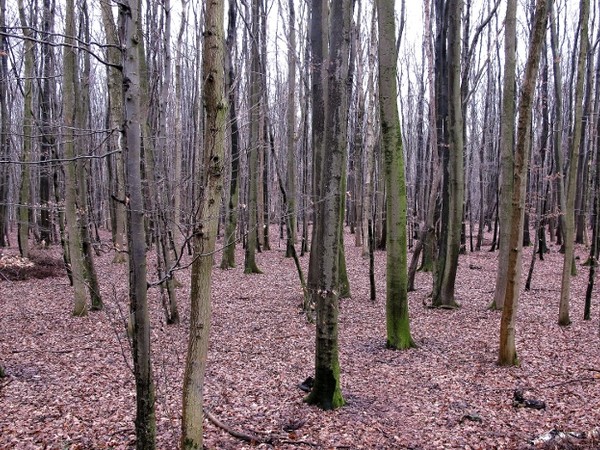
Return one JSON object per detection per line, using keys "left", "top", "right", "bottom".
{"left": 305, "top": 0, "right": 351, "bottom": 411}
{"left": 377, "top": 0, "right": 414, "bottom": 349}
{"left": 0, "top": 0, "right": 8, "bottom": 248}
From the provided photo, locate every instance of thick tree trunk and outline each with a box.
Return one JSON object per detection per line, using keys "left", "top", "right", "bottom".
{"left": 377, "top": 0, "right": 414, "bottom": 349}
{"left": 305, "top": 0, "right": 351, "bottom": 411}
{"left": 491, "top": 0, "right": 517, "bottom": 311}
{"left": 432, "top": 0, "right": 464, "bottom": 308}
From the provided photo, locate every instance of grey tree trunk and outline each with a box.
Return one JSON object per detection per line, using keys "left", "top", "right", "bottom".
{"left": 0, "top": 0, "right": 8, "bottom": 247}
{"left": 17, "top": 0, "right": 34, "bottom": 258}
{"left": 63, "top": 0, "right": 88, "bottom": 316}
{"left": 100, "top": 0, "right": 127, "bottom": 264}
{"left": 120, "top": 0, "right": 156, "bottom": 446}
{"left": 244, "top": 0, "right": 263, "bottom": 274}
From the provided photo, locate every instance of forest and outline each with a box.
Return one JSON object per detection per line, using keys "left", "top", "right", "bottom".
{"left": 0, "top": 0, "right": 599, "bottom": 448}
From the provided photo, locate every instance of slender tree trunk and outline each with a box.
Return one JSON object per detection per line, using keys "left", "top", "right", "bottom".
{"left": 121, "top": 0, "right": 156, "bottom": 446}
{"left": 244, "top": 0, "right": 263, "bottom": 274}
{"left": 100, "top": 0, "right": 127, "bottom": 264}
{"left": 498, "top": 0, "right": 549, "bottom": 366}
{"left": 17, "top": 0, "right": 34, "bottom": 258}
{"left": 221, "top": 0, "right": 241, "bottom": 270}
{"left": 0, "top": 0, "right": 8, "bottom": 247}
{"left": 559, "top": 0, "right": 589, "bottom": 326}
{"left": 181, "top": 0, "right": 226, "bottom": 446}
{"left": 286, "top": 0, "right": 297, "bottom": 256}
{"left": 549, "top": 2, "right": 568, "bottom": 249}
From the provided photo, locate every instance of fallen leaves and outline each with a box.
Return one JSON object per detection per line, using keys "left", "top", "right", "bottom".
{"left": 0, "top": 228, "right": 599, "bottom": 448}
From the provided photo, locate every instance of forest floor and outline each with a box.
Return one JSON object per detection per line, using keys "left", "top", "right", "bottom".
{"left": 1, "top": 228, "right": 599, "bottom": 449}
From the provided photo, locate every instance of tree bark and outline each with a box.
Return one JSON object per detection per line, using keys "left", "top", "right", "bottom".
{"left": 120, "top": 0, "right": 156, "bottom": 446}
{"left": 559, "top": 0, "right": 589, "bottom": 326}
{"left": 181, "top": 0, "right": 226, "bottom": 446}
{"left": 498, "top": 0, "right": 549, "bottom": 366}
{"left": 377, "top": 0, "right": 414, "bottom": 349}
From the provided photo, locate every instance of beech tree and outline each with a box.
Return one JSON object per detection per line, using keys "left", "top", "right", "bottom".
{"left": 120, "top": 0, "right": 156, "bottom": 446}
{"left": 305, "top": 0, "right": 352, "bottom": 411}
{"left": 181, "top": 0, "right": 226, "bottom": 447}
{"left": 559, "top": 0, "right": 589, "bottom": 326}
{"left": 432, "top": 0, "right": 464, "bottom": 308}
{"left": 377, "top": 0, "right": 413, "bottom": 349}
{"left": 498, "top": 0, "right": 549, "bottom": 366}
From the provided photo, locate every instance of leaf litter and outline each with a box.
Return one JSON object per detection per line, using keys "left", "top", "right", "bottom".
{"left": 0, "top": 229, "right": 599, "bottom": 449}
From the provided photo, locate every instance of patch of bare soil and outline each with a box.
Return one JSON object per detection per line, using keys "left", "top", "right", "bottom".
{"left": 0, "top": 229, "right": 599, "bottom": 449}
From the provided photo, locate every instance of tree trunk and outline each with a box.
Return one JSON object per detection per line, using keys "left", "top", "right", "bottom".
{"left": 100, "top": 0, "right": 127, "bottom": 264}
{"left": 181, "top": 0, "right": 226, "bottom": 446}
{"left": 221, "top": 0, "right": 240, "bottom": 270}
{"left": 17, "top": 0, "right": 34, "bottom": 258}
{"left": 559, "top": 0, "right": 589, "bottom": 326}
{"left": 244, "top": 0, "right": 263, "bottom": 274}
{"left": 0, "top": 0, "right": 8, "bottom": 247}
{"left": 120, "top": 0, "right": 156, "bottom": 446}
{"left": 498, "top": 0, "right": 549, "bottom": 366}
{"left": 432, "top": 0, "right": 464, "bottom": 308}
{"left": 305, "top": 0, "right": 351, "bottom": 411}
{"left": 377, "top": 0, "right": 414, "bottom": 349}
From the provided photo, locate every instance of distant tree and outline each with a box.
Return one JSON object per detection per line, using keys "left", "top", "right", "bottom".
{"left": 16, "top": 0, "right": 34, "bottom": 258}
{"left": 491, "top": 0, "right": 517, "bottom": 311}
{"left": 376, "top": 0, "right": 414, "bottom": 349}
{"left": 221, "top": 0, "right": 241, "bottom": 270}
{"left": 559, "top": 0, "right": 589, "bottom": 326}
{"left": 432, "top": 0, "right": 464, "bottom": 308}
{"left": 244, "top": 0, "right": 263, "bottom": 274}
{"left": 0, "top": 0, "right": 10, "bottom": 247}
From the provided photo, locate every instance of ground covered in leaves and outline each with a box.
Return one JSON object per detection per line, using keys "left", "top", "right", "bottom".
{"left": 1, "top": 229, "right": 599, "bottom": 449}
